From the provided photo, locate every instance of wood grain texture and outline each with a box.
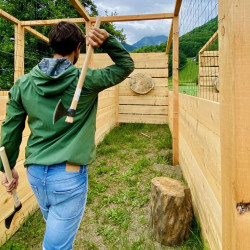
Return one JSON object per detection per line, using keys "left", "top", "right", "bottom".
{"left": 76, "top": 53, "right": 168, "bottom": 69}
{"left": 219, "top": 0, "right": 250, "bottom": 249}
{"left": 172, "top": 16, "right": 179, "bottom": 165}
{"left": 179, "top": 134, "right": 222, "bottom": 250}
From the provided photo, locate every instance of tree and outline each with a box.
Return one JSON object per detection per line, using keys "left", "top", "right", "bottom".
{"left": 0, "top": 0, "right": 126, "bottom": 89}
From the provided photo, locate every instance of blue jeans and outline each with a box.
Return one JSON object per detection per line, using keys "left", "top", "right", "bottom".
{"left": 27, "top": 163, "right": 88, "bottom": 250}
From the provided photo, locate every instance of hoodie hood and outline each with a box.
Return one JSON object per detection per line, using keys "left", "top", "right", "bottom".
{"left": 30, "top": 59, "right": 79, "bottom": 96}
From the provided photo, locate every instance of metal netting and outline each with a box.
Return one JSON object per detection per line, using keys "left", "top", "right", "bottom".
{"left": 176, "top": 0, "right": 218, "bottom": 102}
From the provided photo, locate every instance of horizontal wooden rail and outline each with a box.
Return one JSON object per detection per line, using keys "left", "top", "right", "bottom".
{"left": 89, "top": 13, "right": 174, "bottom": 23}
{"left": 21, "top": 13, "right": 174, "bottom": 26}
{"left": 24, "top": 27, "right": 49, "bottom": 44}
{"left": 21, "top": 18, "right": 86, "bottom": 26}
{"left": 0, "top": 8, "right": 19, "bottom": 24}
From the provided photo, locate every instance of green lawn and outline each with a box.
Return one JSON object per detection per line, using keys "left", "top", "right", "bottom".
{"left": 169, "top": 58, "right": 199, "bottom": 97}
{"left": 1, "top": 124, "right": 206, "bottom": 250}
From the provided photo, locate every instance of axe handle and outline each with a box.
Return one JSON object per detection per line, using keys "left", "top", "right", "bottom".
{"left": 0, "top": 147, "right": 21, "bottom": 207}
{"left": 66, "top": 17, "right": 102, "bottom": 123}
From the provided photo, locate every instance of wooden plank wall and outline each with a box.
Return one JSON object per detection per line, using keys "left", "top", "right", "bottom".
{"left": 76, "top": 54, "right": 118, "bottom": 144}
{"left": 119, "top": 53, "right": 168, "bottom": 124}
{"left": 168, "top": 91, "right": 222, "bottom": 250}
{"left": 198, "top": 51, "right": 219, "bottom": 102}
{"left": 168, "top": 91, "right": 173, "bottom": 132}
{"left": 0, "top": 83, "right": 117, "bottom": 245}
{"left": 77, "top": 52, "right": 169, "bottom": 125}
{"left": 0, "top": 91, "right": 38, "bottom": 246}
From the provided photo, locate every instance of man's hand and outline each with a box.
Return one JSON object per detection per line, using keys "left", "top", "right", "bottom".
{"left": 1, "top": 168, "right": 19, "bottom": 195}
{"left": 87, "top": 27, "right": 109, "bottom": 48}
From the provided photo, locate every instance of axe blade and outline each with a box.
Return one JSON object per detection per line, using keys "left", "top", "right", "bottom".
{"left": 5, "top": 202, "right": 22, "bottom": 229}
{"left": 53, "top": 99, "right": 69, "bottom": 124}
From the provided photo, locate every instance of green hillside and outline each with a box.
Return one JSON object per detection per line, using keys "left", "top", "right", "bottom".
{"left": 132, "top": 17, "right": 218, "bottom": 94}
{"left": 131, "top": 17, "right": 218, "bottom": 57}
{"left": 169, "top": 58, "right": 199, "bottom": 96}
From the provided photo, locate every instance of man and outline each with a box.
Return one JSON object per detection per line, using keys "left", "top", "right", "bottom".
{"left": 0, "top": 21, "right": 134, "bottom": 249}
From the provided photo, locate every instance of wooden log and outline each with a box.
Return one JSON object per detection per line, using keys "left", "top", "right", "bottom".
{"left": 151, "top": 177, "right": 193, "bottom": 246}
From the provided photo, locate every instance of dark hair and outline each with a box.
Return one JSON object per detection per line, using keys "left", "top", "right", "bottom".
{"left": 49, "top": 21, "right": 85, "bottom": 56}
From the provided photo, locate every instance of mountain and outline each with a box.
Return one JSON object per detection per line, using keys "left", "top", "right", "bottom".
{"left": 121, "top": 43, "right": 137, "bottom": 52}
{"left": 131, "top": 17, "right": 218, "bottom": 57}
{"left": 121, "top": 35, "right": 168, "bottom": 52}
{"left": 132, "top": 35, "right": 168, "bottom": 48}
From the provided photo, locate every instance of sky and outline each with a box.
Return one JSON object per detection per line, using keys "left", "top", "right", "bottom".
{"left": 94, "top": 0, "right": 176, "bottom": 45}
{"left": 93, "top": 0, "right": 218, "bottom": 45}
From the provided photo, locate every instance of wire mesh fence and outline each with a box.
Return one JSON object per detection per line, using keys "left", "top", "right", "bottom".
{"left": 0, "top": 0, "right": 89, "bottom": 90}
{"left": 170, "top": 0, "right": 219, "bottom": 102}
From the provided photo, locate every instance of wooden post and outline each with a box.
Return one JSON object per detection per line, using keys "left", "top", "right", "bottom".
{"left": 14, "top": 23, "right": 24, "bottom": 82}
{"left": 115, "top": 84, "right": 119, "bottom": 126}
{"left": 172, "top": 16, "right": 179, "bottom": 165}
{"left": 219, "top": 1, "right": 250, "bottom": 249}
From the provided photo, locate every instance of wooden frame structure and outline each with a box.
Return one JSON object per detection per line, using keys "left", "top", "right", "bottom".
{"left": 0, "top": 0, "right": 181, "bottom": 161}
{"left": 2, "top": 0, "right": 250, "bottom": 249}
{"left": 219, "top": 1, "right": 250, "bottom": 249}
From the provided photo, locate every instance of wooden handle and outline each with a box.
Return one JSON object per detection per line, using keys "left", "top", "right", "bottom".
{"left": 0, "top": 147, "right": 20, "bottom": 207}
{"left": 66, "top": 17, "right": 102, "bottom": 123}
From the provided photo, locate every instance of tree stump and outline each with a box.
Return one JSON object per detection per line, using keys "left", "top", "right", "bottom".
{"left": 150, "top": 177, "right": 193, "bottom": 246}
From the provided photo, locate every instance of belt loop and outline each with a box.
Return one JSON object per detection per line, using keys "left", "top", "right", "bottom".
{"left": 44, "top": 166, "right": 49, "bottom": 174}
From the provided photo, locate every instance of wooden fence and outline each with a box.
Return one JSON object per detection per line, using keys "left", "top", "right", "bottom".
{"left": 198, "top": 31, "right": 219, "bottom": 102}
{"left": 0, "top": 85, "right": 117, "bottom": 245}
{"left": 76, "top": 53, "right": 169, "bottom": 125}
{"left": 0, "top": 91, "right": 38, "bottom": 245}
{"left": 0, "top": 52, "right": 169, "bottom": 245}
{"left": 169, "top": 91, "right": 221, "bottom": 250}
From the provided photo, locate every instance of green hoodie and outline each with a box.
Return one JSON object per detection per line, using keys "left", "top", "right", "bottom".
{"left": 0, "top": 35, "right": 134, "bottom": 172}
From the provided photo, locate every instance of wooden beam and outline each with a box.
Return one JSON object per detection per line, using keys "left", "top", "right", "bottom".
{"left": 174, "top": 0, "right": 183, "bottom": 16}
{"left": 166, "top": 0, "right": 183, "bottom": 54}
{"left": 14, "top": 23, "right": 24, "bottom": 82}
{"left": 69, "top": 0, "right": 90, "bottom": 21}
{"left": 24, "top": 27, "right": 49, "bottom": 44}
{"left": 115, "top": 85, "right": 119, "bottom": 126}
{"left": 0, "top": 8, "right": 19, "bottom": 24}
{"left": 21, "top": 18, "right": 86, "bottom": 26}
{"left": 89, "top": 13, "right": 174, "bottom": 23}
{"left": 21, "top": 13, "right": 174, "bottom": 27}
{"left": 199, "top": 31, "right": 218, "bottom": 54}
{"left": 166, "top": 21, "right": 173, "bottom": 54}
{"left": 172, "top": 16, "right": 179, "bottom": 165}
{"left": 219, "top": 0, "right": 250, "bottom": 249}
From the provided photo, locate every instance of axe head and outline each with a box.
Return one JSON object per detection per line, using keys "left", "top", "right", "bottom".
{"left": 53, "top": 99, "right": 69, "bottom": 124}
{"left": 5, "top": 202, "right": 22, "bottom": 229}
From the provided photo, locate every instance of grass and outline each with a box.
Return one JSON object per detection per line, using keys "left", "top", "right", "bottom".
{"left": 169, "top": 58, "right": 199, "bottom": 96}
{"left": 0, "top": 124, "right": 207, "bottom": 250}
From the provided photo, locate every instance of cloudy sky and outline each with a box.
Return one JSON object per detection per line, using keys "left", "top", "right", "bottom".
{"left": 93, "top": 0, "right": 218, "bottom": 45}
{"left": 94, "top": 0, "right": 175, "bottom": 45}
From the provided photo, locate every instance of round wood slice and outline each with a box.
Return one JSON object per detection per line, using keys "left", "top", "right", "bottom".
{"left": 129, "top": 73, "right": 154, "bottom": 94}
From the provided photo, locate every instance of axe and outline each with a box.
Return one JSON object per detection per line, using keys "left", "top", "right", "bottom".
{"left": 0, "top": 147, "right": 22, "bottom": 229}
{"left": 53, "top": 17, "right": 102, "bottom": 124}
